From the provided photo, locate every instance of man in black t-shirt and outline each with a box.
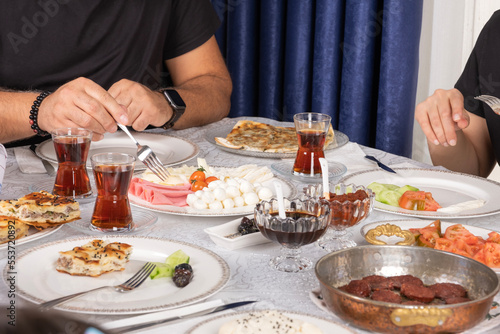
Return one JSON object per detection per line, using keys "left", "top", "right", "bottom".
{"left": 0, "top": 0, "right": 232, "bottom": 146}
{"left": 415, "top": 10, "right": 500, "bottom": 178}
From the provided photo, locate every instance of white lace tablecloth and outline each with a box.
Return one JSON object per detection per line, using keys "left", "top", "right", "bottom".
{"left": 1, "top": 117, "right": 500, "bottom": 333}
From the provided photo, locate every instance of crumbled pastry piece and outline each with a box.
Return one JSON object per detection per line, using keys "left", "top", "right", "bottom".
{"left": 56, "top": 240, "right": 133, "bottom": 277}
{"left": 0, "top": 191, "right": 80, "bottom": 225}
{"left": 218, "top": 310, "right": 323, "bottom": 334}
{"left": 0, "top": 216, "right": 29, "bottom": 244}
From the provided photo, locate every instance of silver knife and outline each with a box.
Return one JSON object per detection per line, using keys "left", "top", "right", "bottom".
{"left": 364, "top": 155, "right": 397, "bottom": 173}
{"left": 108, "top": 301, "right": 257, "bottom": 333}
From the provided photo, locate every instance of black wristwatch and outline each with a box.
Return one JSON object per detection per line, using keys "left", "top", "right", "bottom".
{"left": 160, "top": 89, "right": 186, "bottom": 129}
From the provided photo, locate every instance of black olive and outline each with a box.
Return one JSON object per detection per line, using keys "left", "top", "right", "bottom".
{"left": 238, "top": 217, "right": 259, "bottom": 235}
{"left": 173, "top": 268, "right": 192, "bottom": 287}
{"left": 175, "top": 263, "right": 193, "bottom": 273}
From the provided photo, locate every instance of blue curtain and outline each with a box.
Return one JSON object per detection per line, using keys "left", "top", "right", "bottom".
{"left": 211, "top": 0, "right": 423, "bottom": 158}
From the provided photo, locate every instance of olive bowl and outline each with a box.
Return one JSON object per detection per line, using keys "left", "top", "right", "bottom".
{"left": 315, "top": 245, "right": 499, "bottom": 334}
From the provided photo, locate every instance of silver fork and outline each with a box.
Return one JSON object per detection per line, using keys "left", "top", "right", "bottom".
{"left": 39, "top": 262, "right": 156, "bottom": 311}
{"left": 117, "top": 123, "right": 170, "bottom": 181}
{"left": 474, "top": 95, "right": 500, "bottom": 115}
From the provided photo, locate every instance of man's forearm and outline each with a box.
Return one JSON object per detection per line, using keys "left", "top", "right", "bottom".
{"left": 0, "top": 91, "right": 39, "bottom": 144}
{"left": 172, "top": 74, "right": 232, "bottom": 129}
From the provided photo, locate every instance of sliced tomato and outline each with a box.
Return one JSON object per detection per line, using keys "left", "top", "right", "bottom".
{"left": 444, "top": 224, "right": 479, "bottom": 245}
{"left": 423, "top": 192, "right": 441, "bottom": 211}
{"left": 473, "top": 248, "right": 486, "bottom": 265}
{"left": 480, "top": 242, "right": 500, "bottom": 268}
{"left": 399, "top": 191, "right": 426, "bottom": 210}
{"left": 435, "top": 238, "right": 472, "bottom": 258}
{"left": 487, "top": 231, "right": 500, "bottom": 244}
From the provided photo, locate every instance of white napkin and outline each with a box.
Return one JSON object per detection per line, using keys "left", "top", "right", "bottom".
{"left": 100, "top": 299, "right": 225, "bottom": 331}
{"left": 14, "top": 146, "right": 47, "bottom": 173}
{"left": 0, "top": 144, "right": 6, "bottom": 193}
{"left": 324, "top": 142, "right": 419, "bottom": 175}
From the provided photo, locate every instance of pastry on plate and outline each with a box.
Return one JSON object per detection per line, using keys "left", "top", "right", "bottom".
{"left": 0, "top": 216, "right": 29, "bottom": 244}
{"left": 56, "top": 239, "right": 133, "bottom": 277}
{"left": 0, "top": 191, "right": 80, "bottom": 227}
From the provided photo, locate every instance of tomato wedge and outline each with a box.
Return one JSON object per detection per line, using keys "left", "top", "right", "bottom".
{"left": 487, "top": 231, "right": 500, "bottom": 244}
{"left": 444, "top": 224, "right": 479, "bottom": 245}
{"left": 424, "top": 192, "right": 441, "bottom": 211}
{"left": 435, "top": 238, "right": 472, "bottom": 258}
{"left": 480, "top": 243, "right": 500, "bottom": 267}
{"left": 399, "top": 191, "right": 426, "bottom": 210}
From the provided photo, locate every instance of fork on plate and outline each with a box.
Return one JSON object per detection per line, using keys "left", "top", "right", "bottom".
{"left": 39, "top": 262, "right": 156, "bottom": 311}
{"left": 117, "top": 123, "right": 170, "bottom": 181}
{"left": 474, "top": 95, "right": 500, "bottom": 115}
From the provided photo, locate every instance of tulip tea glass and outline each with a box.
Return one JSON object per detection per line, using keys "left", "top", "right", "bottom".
{"left": 51, "top": 128, "right": 92, "bottom": 199}
{"left": 254, "top": 198, "right": 331, "bottom": 273}
{"left": 304, "top": 183, "right": 374, "bottom": 252}
{"left": 293, "top": 113, "right": 332, "bottom": 176}
{"left": 91, "top": 153, "right": 135, "bottom": 232}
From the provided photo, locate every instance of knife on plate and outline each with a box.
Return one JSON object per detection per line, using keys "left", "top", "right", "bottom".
{"left": 364, "top": 155, "right": 396, "bottom": 174}
{"left": 107, "top": 301, "right": 257, "bottom": 333}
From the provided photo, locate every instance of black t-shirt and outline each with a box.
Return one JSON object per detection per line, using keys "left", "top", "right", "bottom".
{"left": 455, "top": 10, "right": 500, "bottom": 165}
{"left": 0, "top": 0, "right": 220, "bottom": 91}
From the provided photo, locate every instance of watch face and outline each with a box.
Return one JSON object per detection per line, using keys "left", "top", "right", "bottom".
{"left": 165, "top": 89, "right": 186, "bottom": 109}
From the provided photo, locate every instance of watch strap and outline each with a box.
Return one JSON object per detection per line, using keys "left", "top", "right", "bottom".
{"left": 160, "top": 89, "right": 185, "bottom": 129}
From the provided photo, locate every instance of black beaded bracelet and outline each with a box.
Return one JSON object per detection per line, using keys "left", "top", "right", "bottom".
{"left": 29, "top": 91, "right": 51, "bottom": 136}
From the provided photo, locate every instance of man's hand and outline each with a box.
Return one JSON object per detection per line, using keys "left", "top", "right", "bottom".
{"left": 37, "top": 77, "right": 129, "bottom": 140}
{"left": 415, "top": 88, "right": 470, "bottom": 147}
{"left": 108, "top": 79, "right": 171, "bottom": 131}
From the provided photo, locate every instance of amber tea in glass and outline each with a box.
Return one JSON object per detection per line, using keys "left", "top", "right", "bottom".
{"left": 52, "top": 128, "right": 92, "bottom": 198}
{"left": 91, "top": 153, "right": 135, "bottom": 232}
{"left": 292, "top": 113, "right": 332, "bottom": 176}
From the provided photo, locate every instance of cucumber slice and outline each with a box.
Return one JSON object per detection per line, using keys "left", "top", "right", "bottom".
{"left": 396, "top": 185, "right": 419, "bottom": 195}
{"left": 150, "top": 262, "right": 174, "bottom": 279}
{"left": 377, "top": 190, "right": 402, "bottom": 207}
{"left": 165, "top": 249, "right": 190, "bottom": 267}
{"left": 367, "top": 182, "right": 387, "bottom": 199}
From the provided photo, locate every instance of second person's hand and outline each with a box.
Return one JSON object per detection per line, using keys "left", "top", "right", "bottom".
{"left": 415, "top": 88, "right": 470, "bottom": 147}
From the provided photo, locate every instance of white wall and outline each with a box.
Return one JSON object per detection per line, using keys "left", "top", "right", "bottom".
{"left": 412, "top": 0, "right": 499, "bottom": 168}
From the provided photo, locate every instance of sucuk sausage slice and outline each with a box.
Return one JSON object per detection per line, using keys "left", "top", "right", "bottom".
{"left": 388, "top": 275, "right": 424, "bottom": 290}
{"left": 362, "top": 275, "right": 394, "bottom": 291}
{"left": 341, "top": 279, "right": 371, "bottom": 298}
{"left": 371, "top": 290, "right": 402, "bottom": 304}
{"left": 400, "top": 283, "right": 435, "bottom": 303}
{"left": 429, "top": 283, "right": 467, "bottom": 299}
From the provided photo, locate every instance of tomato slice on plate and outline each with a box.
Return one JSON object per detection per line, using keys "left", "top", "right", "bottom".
{"left": 444, "top": 224, "right": 479, "bottom": 245}
{"left": 480, "top": 242, "right": 500, "bottom": 267}
{"left": 423, "top": 192, "right": 441, "bottom": 211}
{"left": 487, "top": 231, "right": 500, "bottom": 244}
{"left": 435, "top": 238, "right": 472, "bottom": 258}
{"left": 399, "top": 191, "right": 426, "bottom": 210}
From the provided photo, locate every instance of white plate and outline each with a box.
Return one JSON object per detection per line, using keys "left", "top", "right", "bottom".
{"left": 204, "top": 118, "right": 349, "bottom": 159}
{"left": 36, "top": 131, "right": 199, "bottom": 170}
{"left": 186, "top": 310, "right": 355, "bottom": 334}
{"left": 359, "top": 219, "right": 500, "bottom": 273}
{"left": 0, "top": 225, "right": 62, "bottom": 251}
{"left": 204, "top": 215, "right": 270, "bottom": 250}
{"left": 129, "top": 176, "right": 297, "bottom": 217}
{"left": 340, "top": 168, "right": 500, "bottom": 218}
{"left": 5, "top": 236, "right": 230, "bottom": 314}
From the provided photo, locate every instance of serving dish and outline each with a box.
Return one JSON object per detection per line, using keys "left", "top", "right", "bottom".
{"left": 204, "top": 216, "right": 270, "bottom": 250}
{"left": 340, "top": 168, "right": 500, "bottom": 218}
{"left": 315, "top": 245, "right": 500, "bottom": 333}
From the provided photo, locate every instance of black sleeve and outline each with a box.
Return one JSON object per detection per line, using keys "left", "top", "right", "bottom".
{"left": 163, "top": 0, "right": 221, "bottom": 60}
{"left": 455, "top": 10, "right": 500, "bottom": 118}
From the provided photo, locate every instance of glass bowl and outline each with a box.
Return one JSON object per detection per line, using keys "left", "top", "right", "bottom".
{"left": 303, "top": 183, "right": 375, "bottom": 251}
